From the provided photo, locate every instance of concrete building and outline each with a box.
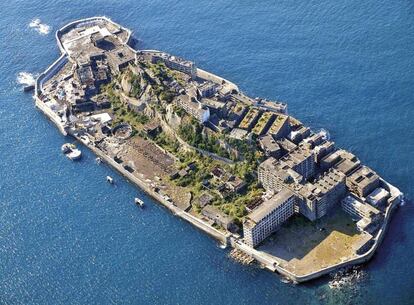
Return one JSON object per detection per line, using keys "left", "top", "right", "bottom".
{"left": 341, "top": 195, "right": 382, "bottom": 232}
{"left": 268, "top": 114, "right": 290, "bottom": 140}
{"left": 288, "top": 126, "right": 311, "bottom": 144}
{"left": 297, "top": 169, "right": 347, "bottom": 220}
{"left": 321, "top": 149, "right": 360, "bottom": 176}
{"left": 226, "top": 176, "right": 247, "bottom": 193}
{"left": 253, "top": 99, "right": 287, "bottom": 114}
{"left": 279, "top": 144, "right": 316, "bottom": 180}
{"left": 243, "top": 189, "right": 296, "bottom": 247}
{"left": 258, "top": 157, "right": 303, "bottom": 192}
{"left": 258, "top": 134, "right": 282, "bottom": 158}
{"left": 175, "top": 95, "right": 210, "bottom": 123}
{"left": 197, "top": 81, "right": 218, "bottom": 98}
{"left": 366, "top": 187, "right": 390, "bottom": 209}
{"left": 346, "top": 166, "right": 380, "bottom": 197}
{"left": 303, "top": 132, "right": 335, "bottom": 163}
{"left": 277, "top": 138, "right": 297, "bottom": 154}
{"left": 106, "top": 46, "right": 135, "bottom": 73}
{"left": 252, "top": 112, "right": 276, "bottom": 136}
{"left": 201, "top": 205, "right": 236, "bottom": 231}
{"left": 342, "top": 195, "right": 381, "bottom": 219}
{"left": 313, "top": 141, "right": 335, "bottom": 163}
{"left": 238, "top": 108, "right": 261, "bottom": 131}
{"left": 149, "top": 52, "right": 197, "bottom": 78}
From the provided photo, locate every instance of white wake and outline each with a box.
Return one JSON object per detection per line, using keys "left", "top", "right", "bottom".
{"left": 29, "top": 18, "right": 51, "bottom": 35}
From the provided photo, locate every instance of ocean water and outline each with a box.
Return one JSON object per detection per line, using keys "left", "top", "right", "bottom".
{"left": 1, "top": 0, "right": 413, "bottom": 304}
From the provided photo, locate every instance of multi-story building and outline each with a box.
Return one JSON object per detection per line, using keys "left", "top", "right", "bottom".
{"left": 243, "top": 188, "right": 296, "bottom": 247}
{"left": 320, "top": 149, "right": 360, "bottom": 176}
{"left": 279, "top": 144, "right": 316, "bottom": 180}
{"left": 148, "top": 51, "right": 197, "bottom": 78}
{"left": 197, "top": 81, "right": 218, "bottom": 98}
{"left": 202, "top": 205, "right": 236, "bottom": 232}
{"left": 253, "top": 99, "right": 288, "bottom": 114}
{"left": 258, "top": 134, "right": 282, "bottom": 158}
{"left": 346, "top": 165, "right": 380, "bottom": 197}
{"left": 268, "top": 114, "right": 290, "bottom": 140}
{"left": 175, "top": 95, "right": 210, "bottom": 123}
{"left": 296, "top": 169, "right": 346, "bottom": 220}
{"left": 303, "top": 132, "right": 335, "bottom": 163}
{"left": 288, "top": 126, "right": 311, "bottom": 144}
{"left": 341, "top": 195, "right": 382, "bottom": 232}
{"left": 258, "top": 157, "right": 303, "bottom": 192}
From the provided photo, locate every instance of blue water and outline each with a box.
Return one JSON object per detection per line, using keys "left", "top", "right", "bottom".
{"left": 1, "top": 1, "right": 413, "bottom": 304}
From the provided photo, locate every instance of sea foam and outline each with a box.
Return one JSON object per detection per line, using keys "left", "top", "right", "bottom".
{"left": 29, "top": 18, "right": 51, "bottom": 35}
{"left": 16, "top": 72, "right": 36, "bottom": 87}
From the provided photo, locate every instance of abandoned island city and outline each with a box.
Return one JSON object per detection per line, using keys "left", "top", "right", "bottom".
{"left": 33, "top": 17, "right": 403, "bottom": 284}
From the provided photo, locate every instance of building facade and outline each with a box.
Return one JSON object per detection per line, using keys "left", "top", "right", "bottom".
{"left": 297, "top": 169, "right": 347, "bottom": 220}
{"left": 243, "top": 189, "right": 296, "bottom": 247}
{"left": 346, "top": 166, "right": 380, "bottom": 197}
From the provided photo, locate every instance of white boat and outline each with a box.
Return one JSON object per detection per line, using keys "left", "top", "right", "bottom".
{"left": 61, "top": 143, "right": 71, "bottom": 153}
{"left": 95, "top": 157, "right": 102, "bottom": 164}
{"left": 134, "top": 197, "right": 144, "bottom": 207}
{"left": 106, "top": 176, "right": 114, "bottom": 184}
{"left": 61, "top": 143, "right": 82, "bottom": 160}
{"left": 67, "top": 149, "right": 82, "bottom": 160}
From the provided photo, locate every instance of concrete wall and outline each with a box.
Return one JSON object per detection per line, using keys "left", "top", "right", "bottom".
{"left": 76, "top": 135, "right": 230, "bottom": 246}
{"left": 234, "top": 188, "right": 401, "bottom": 283}
{"left": 34, "top": 97, "right": 67, "bottom": 136}
{"left": 35, "top": 54, "right": 68, "bottom": 95}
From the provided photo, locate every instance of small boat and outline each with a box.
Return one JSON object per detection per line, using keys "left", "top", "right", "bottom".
{"left": 134, "top": 197, "right": 144, "bottom": 207}
{"left": 67, "top": 149, "right": 82, "bottom": 160}
{"left": 106, "top": 176, "right": 114, "bottom": 184}
{"left": 61, "top": 143, "right": 71, "bottom": 153}
{"left": 95, "top": 157, "right": 102, "bottom": 164}
{"left": 61, "top": 143, "right": 82, "bottom": 160}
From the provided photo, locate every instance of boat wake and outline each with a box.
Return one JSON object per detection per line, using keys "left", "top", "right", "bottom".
{"left": 29, "top": 18, "right": 51, "bottom": 35}
{"left": 16, "top": 72, "right": 36, "bottom": 87}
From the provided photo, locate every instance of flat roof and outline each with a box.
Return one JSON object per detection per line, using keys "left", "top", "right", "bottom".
{"left": 248, "top": 188, "right": 294, "bottom": 223}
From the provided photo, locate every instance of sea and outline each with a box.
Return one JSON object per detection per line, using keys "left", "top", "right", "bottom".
{"left": 0, "top": 0, "right": 413, "bottom": 304}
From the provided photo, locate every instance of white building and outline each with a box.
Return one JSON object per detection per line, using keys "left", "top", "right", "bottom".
{"left": 366, "top": 187, "right": 390, "bottom": 208}
{"left": 243, "top": 189, "right": 296, "bottom": 248}
{"left": 149, "top": 52, "right": 197, "bottom": 78}
{"left": 175, "top": 95, "right": 210, "bottom": 123}
{"left": 341, "top": 195, "right": 382, "bottom": 232}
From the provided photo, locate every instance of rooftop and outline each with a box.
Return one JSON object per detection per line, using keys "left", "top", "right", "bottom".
{"left": 348, "top": 166, "right": 380, "bottom": 189}
{"left": 247, "top": 188, "right": 295, "bottom": 223}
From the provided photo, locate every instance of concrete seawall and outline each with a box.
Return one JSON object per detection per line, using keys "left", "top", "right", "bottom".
{"left": 77, "top": 136, "right": 230, "bottom": 246}
{"left": 233, "top": 188, "right": 401, "bottom": 283}
{"left": 34, "top": 97, "right": 67, "bottom": 136}
{"left": 33, "top": 16, "right": 402, "bottom": 284}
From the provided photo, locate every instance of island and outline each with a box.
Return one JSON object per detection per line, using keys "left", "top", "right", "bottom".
{"left": 34, "top": 17, "right": 403, "bottom": 283}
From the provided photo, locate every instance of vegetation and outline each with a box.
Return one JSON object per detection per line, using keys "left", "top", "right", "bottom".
{"left": 153, "top": 131, "right": 180, "bottom": 154}
{"left": 129, "top": 73, "right": 142, "bottom": 97}
{"left": 102, "top": 67, "right": 266, "bottom": 225}
{"left": 103, "top": 82, "right": 149, "bottom": 129}
{"left": 178, "top": 120, "right": 230, "bottom": 159}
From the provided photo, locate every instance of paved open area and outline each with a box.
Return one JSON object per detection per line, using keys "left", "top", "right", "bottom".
{"left": 258, "top": 209, "right": 371, "bottom": 275}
